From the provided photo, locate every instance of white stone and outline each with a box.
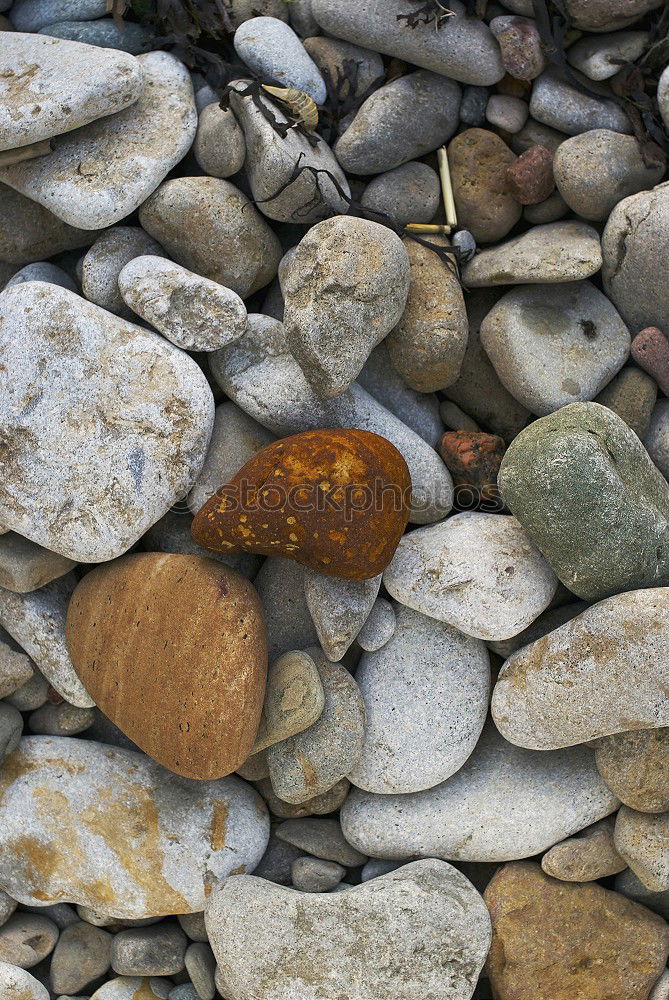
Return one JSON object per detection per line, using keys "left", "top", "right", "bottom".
{"left": 0, "top": 960, "right": 48, "bottom": 999}
{"left": 303, "top": 569, "right": 380, "bottom": 662}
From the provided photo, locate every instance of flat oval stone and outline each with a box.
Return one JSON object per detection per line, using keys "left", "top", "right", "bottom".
{"left": 492, "top": 589, "right": 669, "bottom": 750}
{"left": 530, "top": 66, "right": 633, "bottom": 136}
{"left": 81, "top": 226, "right": 165, "bottom": 316}
{"left": 0, "top": 736, "right": 269, "bottom": 917}
{"left": 448, "top": 128, "right": 521, "bottom": 243}
{"left": 541, "top": 816, "right": 626, "bottom": 881}
{"left": 66, "top": 553, "right": 267, "bottom": 779}
{"left": 0, "top": 32, "right": 142, "bottom": 151}
{"left": 38, "top": 18, "right": 156, "bottom": 54}
{"left": 0, "top": 281, "right": 214, "bottom": 563}
{"left": 0, "top": 51, "right": 197, "bottom": 230}
{"left": 0, "top": 961, "right": 48, "bottom": 1000}
{"left": 595, "top": 728, "right": 669, "bottom": 813}
{"left": 349, "top": 605, "right": 490, "bottom": 794}
{"left": 10, "top": 0, "right": 107, "bottom": 31}
{"left": 384, "top": 512, "right": 558, "bottom": 641}
{"left": 360, "top": 162, "right": 440, "bottom": 230}
{"left": 233, "top": 17, "right": 326, "bottom": 103}
{"left": 250, "top": 649, "right": 324, "bottom": 754}
{"left": 359, "top": 347, "right": 446, "bottom": 448}
{"left": 0, "top": 533, "right": 75, "bottom": 593}
{"left": 463, "top": 221, "right": 602, "bottom": 286}
{"left": 205, "top": 859, "right": 492, "bottom": 1000}
{"left": 191, "top": 429, "right": 411, "bottom": 581}
{"left": 615, "top": 807, "right": 669, "bottom": 891}
{"left": 567, "top": 29, "right": 649, "bottom": 80}
{"left": 341, "top": 723, "right": 619, "bottom": 862}
{"left": 193, "top": 102, "right": 246, "bottom": 180}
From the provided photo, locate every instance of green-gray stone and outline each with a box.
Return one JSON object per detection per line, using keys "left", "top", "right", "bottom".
{"left": 498, "top": 401, "right": 669, "bottom": 600}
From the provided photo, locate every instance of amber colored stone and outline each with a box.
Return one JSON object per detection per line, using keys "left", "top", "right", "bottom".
{"left": 191, "top": 429, "right": 411, "bottom": 581}
{"left": 438, "top": 430, "right": 505, "bottom": 507}
{"left": 485, "top": 861, "right": 669, "bottom": 1000}
{"left": 506, "top": 144, "right": 555, "bottom": 205}
{"left": 66, "top": 553, "right": 267, "bottom": 779}
{"left": 631, "top": 326, "right": 669, "bottom": 396}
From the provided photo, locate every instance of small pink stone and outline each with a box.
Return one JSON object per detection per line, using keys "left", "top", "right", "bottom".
{"left": 631, "top": 327, "right": 669, "bottom": 396}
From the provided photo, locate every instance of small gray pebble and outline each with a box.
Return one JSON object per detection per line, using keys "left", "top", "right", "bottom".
{"left": 184, "top": 941, "right": 216, "bottom": 1000}
{"left": 21, "top": 903, "right": 78, "bottom": 931}
{"left": 28, "top": 701, "right": 95, "bottom": 736}
{"left": 253, "top": 833, "right": 305, "bottom": 886}
{"left": 4, "top": 665, "right": 49, "bottom": 711}
{"left": 452, "top": 229, "right": 477, "bottom": 261}
{"left": 194, "top": 103, "right": 246, "bottom": 179}
{"left": 292, "top": 856, "right": 346, "bottom": 892}
{"left": 176, "top": 912, "right": 208, "bottom": 944}
{"left": 233, "top": 16, "right": 327, "bottom": 103}
{"left": 6, "top": 262, "right": 77, "bottom": 292}
{"left": 361, "top": 858, "right": 405, "bottom": 882}
{"left": 10, "top": 0, "right": 107, "bottom": 32}
{"left": 360, "top": 162, "right": 440, "bottom": 229}
{"left": 50, "top": 921, "right": 112, "bottom": 995}
{"left": 356, "top": 598, "right": 396, "bottom": 652}
{"left": 275, "top": 817, "right": 367, "bottom": 866}
{"left": 530, "top": 66, "right": 632, "bottom": 136}
{"left": 0, "top": 701, "right": 22, "bottom": 760}
{"left": 0, "top": 912, "right": 59, "bottom": 968}
{"left": 460, "top": 85, "right": 488, "bottom": 126}
{"left": 38, "top": 17, "right": 155, "bottom": 53}
{"left": 169, "top": 986, "right": 199, "bottom": 1000}
{"left": 111, "top": 923, "right": 188, "bottom": 977}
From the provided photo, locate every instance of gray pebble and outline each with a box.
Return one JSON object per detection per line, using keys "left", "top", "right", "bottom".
{"left": 452, "top": 229, "right": 477, "bottom": 260}
{"left": 81, "top": 226, "right": 165, "bottom": 317}
{"left": 0, "top": 912, "right": 58, "bottom": 968}
{"left": 28, "top": 701, "right": 95, "bottom": 736}
{"left": 185, "top": 941, "right": 216, "bottom": 1000}
{"left": 0, "top": 533, "right": 76, "bottom": 594}
{"left": 234, "top": 17, "right": 327, "bottom": 103}
{"left": 360, "top": 162, "right": 440, "bottom": 229}
{"left": 10, "top": 0, "right": 106, "bottom": 31}
{"left": 276, "top": 817, "right": 367, "bottom": 866}
{"left": 302, "top": 36, "right": 383, "bottom": 100}
{"left": 176, "top": 913, "right": 208, "bottom": 944}
{"left": 523, "top": 189, "right": 568, "bottom": 224}
{"left": 5, "top": 262, "right": 77, "bottom": 293}
{"left": 255, "top": 558, "right": 318, "bottom": 660}
{"left": 292, "top": 857, "right": 345, "bottom": 892}
{"left": 615, "top": 867, "right": 669, "bottom": 920}
{"left": 360, "top": 858, "right": 404, "bottom": 882}
{"left": 0, "top": 183, "right": 98, "bottom": 267}
{"left": 194, "top": 103, "right": 246, "bottom": 179}
{"left": 615, "top": 807, "right": 669, "bottom": 892}
{"left": 253, "top": 833, "right": 305, "bottom": 885}
{"left": 564, "top": 0, "right": 662, "bottom": 30}
{"left": 38, "top": 17, "right": 155, "bottom": 53}
{"left": 111, "top": 923, "right": 188, "bottom": 977}
{"left": 440, "top": 399, "right": 480, "bottom": 433}
{"left": 645, "top": 399, "right": 669, "bottom": 480}
{"left": 485, "top": 94, "right": 528, "bottom": 133}
{"left": 4, "top": 665, "right": 48, "bottom": 711}
{"left": 567, "top": 29, "right": 649, "bottom": 80}
{"left": 511, "top": 116, "right": 567, "bottom": 155}
{"left": 50, "top": 921, "right": 112, "bottom": 996}
{"left": 255, "top": 776, "right": 350, "bottom": 819}
{"left": 355, "top": 598, "right": 396, "bottom": 653}
{"left": 0, "top": 701, "right": 22, "bottom": 760}
{"left": 0, "top": 891, "right": 16, "bottom": 928}
{"left": 460, "top": 85, "right": 488, "bottom": 126}
{"left": 289, "top": 0, "right": 320, "bottom": 36}
{"left": 22, "top": 903, "right": 78, "bottom": 931}
{"left": 169, "top": 986, "right": 199, "bottom": 1000}
{"left": 304, "top": 569, "right": 380, "bottom": 662}
{"left": 357, "top": 343, "right": 443, "bottom": 446}
{"left": 530, "top": 66, "right": 632, "bottom": 135}
{"left": 0, "top": 962, "right": 49, "bottom": 1000}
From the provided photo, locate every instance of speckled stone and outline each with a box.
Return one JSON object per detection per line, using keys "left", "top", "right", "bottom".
{"left": 81, "top": 226, "right": 165, "bottom": 317}
{"left": 38, "top": 18, "right": 155, "bottom": 54}
{"left": 193, "top": 102, "right": 246, "bottom": 179}
{"left": 486, "top": 93, "right": 528, "bottom": 133}
{"left": 251, "top": 650, "right": 324, "bottom": 754}
{"left": 275, "top": 817, "right": 366, "bottom": 866}
{"left": 303, "top": 570, "right": 380, "bottom": 662}
{"left": 632, "top": 326, "right": 669, "bottom": 396}
{"left": 0, "top": 961, "right": 48, "bottom": 999}
{"left": 356, "top": 598, "right": 396, "bottom": 652}
{"left": 358, "top": 343, "right": 443, "bottom": 445}
{"left": 0, "top": 702, "right": 22, "bottom": 761}
{"left": 255, "top": 558, "right": 318, "bottom": 660}
{"left": 90, "top": 977, "right": 170, "bottom": 999}
{"left": 530, "top": 66, "right": 633, "bottom": 136}
{"left": 0, "top": 912, "right": 58, "bottom": 968}
{"left": 448, "top": 128, "right": 521, "bottom": 243}
{"left": 10, "top": 0, "right": 107, "bottom": 31}
{"left": 4, "top": 665, "right": 49, "bottom": 711}
{"left": 523, "top": 188, "right": 569, "bottom": 223}
{"left": 0, "top": 533, "right": 76, "bottom": 593}
{"left": 111, "top": 923, "right": 187, "bottom": 976}
{"left": 464, "top": 222, "right": 601, "bottom": 287}
{"left": 360, "top": 162, "right": 440, "bottom": 229}
{"left": 595, "top": 364, "right": 657, "bottom": 438}
{"left": 291, "top": 857, "right": 345, "bottom": 892}
{"left": 615, "top": 808, "right": 669, "bottom": 891}
{"left": 0, "top": 183, "right": 99, "bottom": 265}
{"left": 185, "top": 940, "right": 216, "bottom": 1000}
{"left": 541, "top": 816, "right": 626, "bottom": 881}
{"left": 0, "top": 638, "right": 33, "bottom": 698}
{"left": 50, "top": 921, "right": 112, "bottom": 995}
{"left": 505, "top": 143, "right": 554, "bottom": 204}
{"left": 5, "top": 261, "right": 77, "bottom": 293}
{"left": 28, "top": 701, "right": 95, "bottom": 736}
{"left": 568, "top": 29, "right": 649, "bottom": 80}
{"left": 233, "top": 17, "right": 326, "bottom": 104}
{"left": 487, "top": 600, "right": 589, "bottom": 660}
{"left": 489, "top": 15, "right": 546, "bottom": 80}
{"left": 255, "top": 777, "right": 350, "bottom": 819}
{"left": 596, "top": 729, "right": 669, "bottom": 813}
{"left": 646, "top": 399, "right": 669, "bottom": 479}
{"left": 616, "top": 867, "right": 669, "bottom": 920}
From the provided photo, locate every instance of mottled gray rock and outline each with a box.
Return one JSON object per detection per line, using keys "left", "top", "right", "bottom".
{"left": 275, "top": 817, "right": 366, "bottom": 866}
{"left": 311, "top": 0, "right": 504, "bottom": 85}
{"left": 511, "top": 116, "right": 567, "bottom": 155}
{"left": 234, "top": 18, "right": 327, "bottom": 103}
{"left": 28, "top": 701, "right": 95, "bottom": 736}
{"left": 0, "top": 961, "right": 48, "bottom": 999}
{"left": 22, "top": 902, "right": 78, "bottom": 930}
{"left": 176, "top": 912, "right": 207, "bottom": 943}
{"left": 140, "top": 178, "right": 282, "bottom": 299}
{"left": 350, "top": 605, "right": 489, "bottom": 793}
{"left": 255, "top": 558, "right": 318, "bottom": 660}
{"left": 0, "top": 183, "right": 99, "bottom": 265}
{"left": 342, "top": 723, "right": 619, "bottom": 862}
{"left": 541, "top": 816, "right": 626, "bottom": 881}
{"left": 564, "top": 0, "right": 662, "bottom": 30}
{"left": 651, "top": 969, "right": 669, "bottom": 1000}
{"left": 38, "top": 17, "right": 155, "bottom": 53}
{"left": 480, "top": 281, "right": 629, "bottom": 415}
{"left": 253, "top": 833, "right": 305, "bottom": 885}
{"left": 492, "top": 589, "right": 669, "bottom": 749}
{"left": 0, "top": 702, "right": 22, "bottom": 761}
{"left": 0, "top": 913, "right": 58, "bottom": 968}
{"left": 0, "top": 32, "right": 142, "bottom": 150}
{"left": 356, "top": 598, "right": 396, "bottom": 652}
{"left": 0, "top": 534, "right": 75, "bottom": 593}
{"left": 384, "top": 512, "right": 558, "bottom": 641}
{"left": 595, "top": 363, "right": 657, "bottom": 438}
{"left": 615, "top": 808, "right": 669, "bottom": 891}
{"left": 360, "top": 162, "right": 440, "bottom": 229}
{"left": 460, "top": 85, "right": 488, "bottom": 125}
{"left": 81, "top": 226, "right": 164, "bottom": 316}
{"left": 4, "top": 665, "right": 49, "bottom": 711}
{"left": 302, "top": 36, "right": 383, "bottom": 101}
{"left": 50, "top": 922, "right": 112, "bottom": 995}
{"left": 193, "top": 102, "right": 246, "bottom": 179}
{"left": 523, "top": 189, "right": 569, "bottom": 224}
{"left": 0, "top": 736, "right": 269, "bottom": 918}
{"left": 595, "top": 728, "right": 669, "bottom": 813}
{"left": 616, "top": 867, "right": 669, "bottom": 920}
{"left": 554, "top": 130, "right": 665, "bottom": 221}
{"left": 169, "top": 986, "right": 199, "bottom": 1000}
{"left": 440, "top": 400, "right": 480, "bottom": 433}
{"left": 255, "top": 776, "right": 350, "bottom": 820}
{"left": 251, "top": 650, "right": 325, "bottom": 755}
{"left": 206, "top": 859, "right": 492, "bottom": 1000}
{"left": 357, "top": 344, "right": 443, "bottom": 445}
{"left": 0, "top": 892, "right": 16, "bottom": 929}
{"left": 112, "top": 924, "right": 187, "bottom": 977}
{"left": 185, "top": 941, "right": 216, "bottom": 1000}
{"left": 289, "top": 0, "right": 319, "bottom": 36}
{"left": 485, "top": 94, "right": 528, "bottom": 133}
{"left": 0, "top": 282, "right": 214, "bottom": 563}
{"left": 5, "top": 262, "right": 77, "bottom": 293}
{"left": 0, "top": 52, "right": 197, "bottom": 230}
{"left": 11, "top": 0, "right": 106, "bottom": 31}
{"left": 291, "top": 857, "right": 345, "bottom": 892}
{"left": 464, "top": 221, "right": 602, "bottom": 286}
{"left": 530, "top": 67, "right": 632, "bottom": 135}
{"left": 304, "top": 569, "right": 380, "bottom": 661}
{"left": 646, "top": 400, "right": 669, "bottom": 479}
{"left": 568, "top": 29, "right": 648, "bottom": 79}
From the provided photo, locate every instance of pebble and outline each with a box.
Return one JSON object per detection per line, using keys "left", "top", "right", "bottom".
{"left": 280, "top": 218, "right": 410, "bottom": 397}
{"left": 238, "top": 753, "right": 269, "bottom": 782}
{"left": 460, "top": 85, "right": 488, "bottom": 126}
{"left": 448, "top": 128, "right": 521, "bottom": 243}
{"left": 303, "top": 570, "right": 380, "bottom": 661}
{"left": 541, "top": 816, "right": 626, "bottom": 881}
{"left": 0, "top": 32, "right": 142, "bottom": 151}
{"left": 206, "top": 859, "right": 492, "bottom": 1000}
{"left": 595, "top": 364, "right": 657, "bottom": 438}
{"left": 334, "top": 70, "right": 460, "bottom": 175}
{"left": 615, "top": 808, "right": 669, "bottom": 891}
{"left": 253, "top": 832, "right": 305, "bottom": 885}
{"left": 631, "top": 326, "right": 669, "bottom": 396}
{"left": 554, "top": 129, "right": 665, "bottom": 221}
{"left": 357, "top": 343, "right": 443, "bottom": 445}
{"left": 10, "top": 0, "right": 106, "bottom": 31}
{"left": 465, "top": 222, "right": 602, "bottom": 287}
{"left": 484, "top": 861, "right": 669, "bottom": 1000}
{"left": 487, "top": 599, "right": 589, "bottom": 660}
{"left": 511, "top": 116, "right": 567, "bottom": 155}
{"left": 302, "top": 36, "right": 384, "bottom": 102}
{"left": 67, "top": 553, "right": 267, "bottom": 779}
{"left": 0, "top": 891, "right": 16, "bottom": 928}
{"left": 111, "top": 923, "right": 187, "bottom": 977}
{"left": 0, "top": 183, "right": 98, "bottom": 265}
{"left": 310, "top": 0, "right": 504, "bottom": 86}
{"left": 193, "top": 102, "right": 246, "bottom": 179}
{"left": 0, "top": 533, "right": 76, "bottom": 593}
{"left": 498, "top": 403, "right": 669, "bottom": 600}
{"left": 567, "top": 29, "right": 649, "bottom": 80}
{"left": 25, "top": 901, "right": 78, "bottom": 930}
{"left": 169, "top": 986, "right": 198, "bottom": 1000}
{"left": 0, "top": 961, "right": 49, "bottom": 1000}
{"left": 596, "top": 728, "right": 669, "bottom": 813}
{"left": 224, "top": 0, "right": 289, "bottom": 28}
{"left": 661, "top": 65, "right": 669, "bottom": 131}
{"left": 275, "top": 817, "right": 366, "bottom": 867}
{"left": 385, "top": 237, "right": 467, "bottom": 393}
{"left": 251, "top": 649, "right": 324, "bottom": 754}
{"left": 5, "top": 261, "right": 76, "bottom": 292}
{"left": 0, "top": 51, "right": 197, "bottom": 230}
{"left": 523, "top": 188, "right": 569, "bottom": 223}
{"left": 176, "top": 913, "right": 207, "bottom": 944}
{"left": 438, "top": 430, "right": 505, "bottom": 507}
{"left": 489, "top": 15, "right": 546, "bottom": 80}
{"left": 266, "top": 647, "right": 365, "bottom": 804}
{"left": 80, "top": 226, "right": 165, "bottom": 317}
{"left": 0, "top": 702, "right": 23, "bottom": 760}
{"left": 50, "top": 921, "right": 112, "bottom": 995}
{"left": 480, "top": 281, "right": 629, "bottom": 415}
{"left": 652, "top": 970, "right": 669, "bottom": 1000}
{"left": 349, "top": 604, "right": 489, "bottom": 793}
{"left": 184, "top": 941, "right": 216, "bottom": 1000}
{"left": 356, "top": 598, "right": 396, "bottom": 652}
{"left": 288, "top": 0, "right": 319, "bottom": 37}
{"left": 492, "top": 588, "right": 669, "bottom": 749}
{"left": 291, "top": 857, "right": 345, "bottom": 892}
{"left": 140, "top": 178, "right": 282, "bottom": 299}
{"left": 505, "top": 143, "right": 554, "bottom": 204}
{"left": 255, "top": 558, "right": 318, "bottom": 659}
{"left": 0, "top": 575, "right": 93, "bottom": 707}
{"left": 233, "top": 17, "right": 327, "bottom": 104}
{"left": 341, "top": 722, "right": 618, "bottom": 862}
{"left": 360, "top": 162, "right": 440, "bottom": 229}
{"left": 90, "top": 977, "right": 169, "bottom": 999}
{"left": 0, "top": 638, "right": 33, "bottom": 699}
{"left": 0, "top": 282, "right": 214, "bottom": 563}
{"left": 4, "top": 666, "right": 49, "bottom": 711}
{"left": 567, "top": 0, "right": 662, "bottom": 30}
{"left": 0, "top": 912, "right": 58, "bottom": 968}
{"left": 0, "top": 736, "right": 269, "bottom": 917}
{"left": 38, "top": 17, "right": 155, "bottom": 53}
{"left": 384, "top": 511, "right": 557, "bottom": 642}
{"left": 616, "top": 867, "right": 669, "bottom": 920}
{"left": 646, "top": 399, "right": 669, "bottom": 479}
{"left": 530, "top": 66, "right": 633, "bottom": 136}
{"left": 28, "top": 701, "right": 95, "bottom": 736}
{"left": 486, "top": 93, "right": 528, "bottom": 133}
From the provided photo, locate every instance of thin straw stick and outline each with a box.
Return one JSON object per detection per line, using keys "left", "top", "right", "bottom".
{"left": 405, "top": 223, "right": 452, "bottom": 235}
{"left": 437, "top": 145, "right": 458, "bottom": 228}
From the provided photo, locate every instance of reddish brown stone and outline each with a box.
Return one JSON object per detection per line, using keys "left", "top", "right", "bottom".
{"left": 191, "top": 429, "right": 411, "bottom": 581}
{"left": 448, "top": 128, "right": 521, "bottom": 243}
{"left": 631, "top": 326, "right": 669, "bottom": 396}
{"left": 506, "top": 145, "right": 555, "bottom": 205}
{"left": 438, "top": 430, "right": 505, "bottom": 507}
{"left": 490, "top": 16, "right": 547, "bottom": 82}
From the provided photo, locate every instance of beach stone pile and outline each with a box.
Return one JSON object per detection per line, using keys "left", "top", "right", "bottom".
{"left": 0, "top": 0, "right": 668, "bottom": 997}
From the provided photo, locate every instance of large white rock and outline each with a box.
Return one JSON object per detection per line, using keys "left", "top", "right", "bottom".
{"left": 0, "top": 960, "right": 49, "bottom": 1000}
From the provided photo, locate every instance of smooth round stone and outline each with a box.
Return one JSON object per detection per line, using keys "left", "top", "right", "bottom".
{"left": 595, "top": 364, "right": 657, "bottom": 438}
{"left": 511, "top": 116, "right": 567, "bottom": 155}
{"left": 360, "top": 162, "right": 440, "bottom": 229}
{"left": 0, "top": 281, "right": 213, "bottom": 562}
{"left": 384, "top": 512, "right": 557, "bottom": 642}
{"left": 334, "top": 70, "right": 460, "bottom": 175}
{"left": 112, "top": 923, "right": 187, "bottom": 977}
{"left": 464, "top": 221, "right": 601, "bottom": 287}
{"left": 0, "top": 702, "right": 23, "bottom": 761}
{"left": 0, "top": 32, "right": 141, "bottom": 151}
{"left": 255, "top": 776, "right": 349, "bottom": 820}
{"left": 349, "top": 605, "right": 489, "bottom": 794}
{"left": 11, "top": 0, "right": 106, "bottom": 30}
{"left": 302, "top": 36, "right": 384, "bottom": 102}
{"left": 486, "top": 93, "right": 528, "bottom": 133}
{"left": 0, "top": 961, "right": 49, "bottom": 1000}
{"left": 541, "top": 816, "right": 626, "bottom": 881}
{"left": 492, "top": 589, "right": 669, "bottom": 750}
{"left": 523, "top": 188, "right": 568, "bottom": 223}
{"left": 140, "top": 178, "right": 282, "bottom": 299}
{"left": 90, "top": 977, "right": 168, "bottom": 999}
{"left": 233, "top": 17, "right": 326, "bottom": 103}
{"left": 0, "top": 51, "right": 197, "bottom": 231}
{"left": 652, "top": 969, "right": 669, "bottom": 1000}
{"left": 0, "top": 533, "right": 76, "bottom": 593}
{"left": 81, "top": 226, "right": 164, "bottom": 316}
{"left": 38, "top": 17, "right": 155, "bottom": 53}
{"left": 275, "top": 817, "right": 366, "bottom": 866}
{"left": 485, "top": 861, "right": 669, "bottom": 1000}
{"left": 489, "top": 15, "right": 546, "bottom": 80}
{"left": 251, "top": 650, "right": 324, "bottom": 754}
{"left": 0, "top": 912, "right": 58, "bottom": 968}
{"left": 291, "top": 857, "right": 345, "bottom": 892}
{"left": 0, "top": 736, "right": 269, "bottom": 917}
{"left": 255, "top": 558, "right": 318, "bottom": 660}
{"left": 564, "top": 0, "right": 662, "bottom": 30}
{"left": 0, "top": 637, "right": 35, "bottom": 699}
{"left": 50, "top": 921, "right": 112, "bottom": 995}
{"left": 311, "top": 0, "right": 504, "bottom": 86}
{"left": 448, "top": 128, "right": 521, "bottom": 243}
{"left": 356, "top": 598, "right": 396, "bottom": 652}
{"left": 281, "top": 217, "right": 410, "bottom": 398}
{"left": 480, "top": 280, "right": 629, "bottom": 415}
{"left": 28, "top": 701, "right": 94, "bottom": 736}
{"left": 646, "top": 399, "right": 669, "bottom": 479}
{"left": 596, "top": 729, "right": 669, "bottom": 813}
{"left": 206, "top": 859, "right": 492, "bottom": 1000}
{"left": 168, "top": 986, "right": 198, "bottom": 1000}
{"left": 632, "top": 326, "right": 669, "bottom": 395}
{"left": 602, "top": 182, "right": 669, "bottom": 334}
{"left": 498, "top": 403, "right": 669, "bottom": 600}
{"left": 615, "top": 808, "right": 669, "bottom": 892}
{"left": 24, "top": 901, "right": 78, "bottom": 930}
{"left": 185, "top": 941, "right": 216, "bottom": 1000}
{"left": 616, "top": 868, "right": 669, "bottom": 920}
{"left": 118, "top": 256, "right": 247, "bottom": 352}
{"left": 553, "top": 129, "right": 665, "bottom": 221}
{"left": 358, "top": 343, "right": 443, "bottom": 446}
{"left": 5, "top": 262, "right": 77, "bottom": 293}
{"left": 252, "top": 832, "right": 305, "bottom": 885}
{"left": 303, "top": 570, "right": 380, "bottom": 662}
{"left": 530, "top": 66, "right": 633, "bottom": 136}
{"left": 193, "top": 103, "right": 245, "bottom": 179}
{"left": 4, "top": 666, "right": 49, "bottom": 712}
{"left": 568, "top": 29, "right": 649, "bottom": 79}
{"left": 341, "top": 723, "right": 619, "bottom": 863}
{"left": 176, "top": 912, "right": 207, "bottom": 943}
{"left": 0, "top": 183, "right": 98, "bottom": 266}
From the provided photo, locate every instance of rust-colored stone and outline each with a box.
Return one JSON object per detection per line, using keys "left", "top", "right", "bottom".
{"left": 438, "top": 430, "right": 505, "bottom": 506}
{"left": 191, "top": 429, "right": 411, "bottom": 581}
{"left": 631, "top": 326, "right": 669, "bottom": 396}
{"left": 66, "top": 553, "right": 267, "bottom": 780}
{"left": 485, "top": 861, "right": 669, "bottom": 1000}
{"left": 506, "top": 144, "right": 555, "bottom": 205}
